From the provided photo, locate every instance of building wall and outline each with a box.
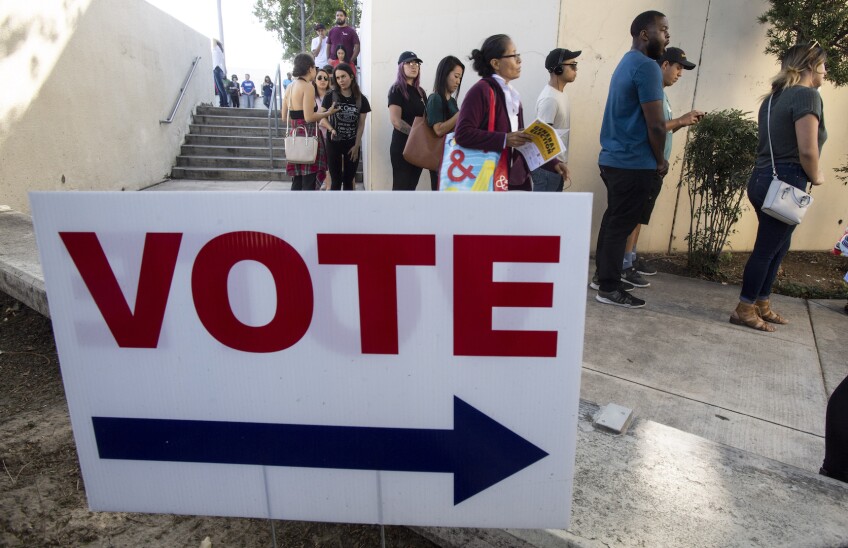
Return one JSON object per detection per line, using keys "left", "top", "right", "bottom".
{"left": 362, "top": 0, "right": 562, "bottom": 190}
{"left": 560, "top": 0, "right": 848, "bottom": 251}
{"left": 0, "top": 0, "right": 213, "bottom": 214}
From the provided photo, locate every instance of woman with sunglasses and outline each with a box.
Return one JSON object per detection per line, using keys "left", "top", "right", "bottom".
{"left": 388, "top": 51, "right": 428, "bottom": 190}
{"left": 455, "top": 34, "right": 566, "bottom": 191}
{"left": 320, "top": 63, "right": 371, "bottom": 191}
{"left": 314, "top": 66, "right": 332, "bottom": 189}
{"left": 426, "top": 55, "right": 465, "bottom": 190}
{"left": 730, "top": 42, "right": 828, "bottom": 331}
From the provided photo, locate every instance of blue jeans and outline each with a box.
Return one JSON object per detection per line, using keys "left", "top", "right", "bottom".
{"left": 213, "top": 67, "right": 229, "bottom": 107}
{"left": 739, "top": 163, "right": 809, "bottom": 302}
{"left": 531, "top": 167, "right": 563, "bottom": 192}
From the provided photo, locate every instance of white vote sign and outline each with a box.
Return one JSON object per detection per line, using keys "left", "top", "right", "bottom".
{"left": 31, "top": 192, "right": 591, "bottom": 529}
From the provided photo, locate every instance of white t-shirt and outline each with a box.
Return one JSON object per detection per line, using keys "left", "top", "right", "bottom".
{"left": 212, "top": 44, "right": 225, "bottom": 71}
{"left": 311, "top": 35, "right": 328, "bottom": 67}
{"left": 535, "top": 84, "right": 571, "bottom": 162}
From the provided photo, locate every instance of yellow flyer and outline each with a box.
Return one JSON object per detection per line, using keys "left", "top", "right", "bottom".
{"left": 516, "top": 119, "right": 566, "bottom": 171}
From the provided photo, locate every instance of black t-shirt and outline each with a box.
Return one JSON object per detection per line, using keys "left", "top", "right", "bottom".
{"left": 322, "top": 92, "right": 372, "bottom": 141}
{"left": 388, "top": 84, "right": 426, "bottom": 126}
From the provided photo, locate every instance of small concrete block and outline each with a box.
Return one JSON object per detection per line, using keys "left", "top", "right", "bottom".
{"left": 593, "top": 403, "right": 634, "bottom": 434}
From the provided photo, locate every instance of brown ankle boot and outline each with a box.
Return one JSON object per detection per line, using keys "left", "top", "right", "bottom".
{"left": 755, "top": 299, "right": 788, "bottom": 324}
{"left": 729, "top": 301, "right": 775, "bottom": 332}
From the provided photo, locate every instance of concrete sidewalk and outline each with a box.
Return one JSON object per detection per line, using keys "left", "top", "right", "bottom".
{"left": 1, "top": 181, "right": 846, "bottom": 546}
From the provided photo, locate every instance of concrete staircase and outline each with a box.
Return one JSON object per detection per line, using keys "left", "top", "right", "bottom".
{"left": 171, "top": 105, "right": 363, "bottom": 183}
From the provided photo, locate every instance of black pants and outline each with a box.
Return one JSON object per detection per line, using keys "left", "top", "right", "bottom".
{"left": 429, "top": 170, "right": 439, "bottom": 191}
{"left": 291, "top": 173, "right": 317, "bottom": 191}
{"left": 327, "top": 139, "right": 357, "bottom": 191}
{"left": 595, "top": 165, "right": 655, "bottom": 292}
{"left": 824, "top": 374, "right": 848, "bottom": 478}
{"left": 229, "top": 92, "right": 240, "bottom": 108}
{"left": 390, "top": 132, "right": 422, "bottom": 191}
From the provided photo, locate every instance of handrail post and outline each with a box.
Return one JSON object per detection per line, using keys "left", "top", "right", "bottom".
{"left": 160, "top": 56, "right": 201, "bottom": 124}
{"left": 268, "top": 64, "right": 282, "bottom": 165}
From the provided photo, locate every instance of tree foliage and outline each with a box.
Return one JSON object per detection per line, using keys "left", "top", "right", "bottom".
{"left": 681, "top": 110, "right": 759, "bottom": 276}
{"left": 758, "top": 0, "right": 848, "bottom": 86}
{"left": 254, "top": 0, "right": 361, "bottom": 62}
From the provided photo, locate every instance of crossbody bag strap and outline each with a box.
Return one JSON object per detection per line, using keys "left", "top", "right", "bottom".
{"left": 487, "top": 86, "right": 496, "bottom": 132}
{"left": 767, "top": 94, "right": 777, "bottom": 178}
{"left": 768, "top": 93, "right": 812, "bottom": 193}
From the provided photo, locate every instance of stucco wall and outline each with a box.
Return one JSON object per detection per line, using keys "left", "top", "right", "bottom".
{"left": 0, "top": 0, "right": 213, "bottom": 214}
{"left": 362, "top": 0, "right": 562, "bottom": 190}
{"left": 560, "top": 0, "right": 848, "bottom": 251}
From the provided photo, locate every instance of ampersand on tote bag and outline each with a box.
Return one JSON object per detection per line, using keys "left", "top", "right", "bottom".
{"left": 439, "top": 88, "right": 508, "bottom": 192}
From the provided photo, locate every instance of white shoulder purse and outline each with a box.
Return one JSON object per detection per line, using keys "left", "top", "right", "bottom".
{"left": 284, "top": 92, "right": 318, "bottom": 164}
{"left": 760, "top": 94, "right": 813, "bottom": 225}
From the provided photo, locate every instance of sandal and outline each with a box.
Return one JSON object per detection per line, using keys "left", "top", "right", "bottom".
{"left": 755, "top": 299, "right": 788, "bottom": 324}
{"left": 729, "top": 302, "right": 775, "bottom": 332}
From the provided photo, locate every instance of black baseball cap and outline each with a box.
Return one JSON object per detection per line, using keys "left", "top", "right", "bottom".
{"left": 660, "top": 47, "right": 696, "bottom": 69}
{"left": 398, "top": 51, "right": 422, "bottom": 64}
{"left": 314, "top": 23, "right": 325, "bottom": 30}
{"left": 544, "top": 48, "right": 581, "bottom": 71}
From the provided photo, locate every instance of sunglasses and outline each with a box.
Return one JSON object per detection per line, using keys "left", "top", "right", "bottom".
{"left": 563, "top": 62, "right": 578, "bottom": 68}
{"left": 808, "top": 39, "right": 820, "bottom": 51}
{"left": 316, "top": 75, "right": 328, "bottom": 81}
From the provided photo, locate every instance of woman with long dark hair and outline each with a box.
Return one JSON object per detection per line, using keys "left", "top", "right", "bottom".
{"left": 314, "top": 66, "right": 332, "bottom": 189}
{"left": 261, "top": 75, "right": 274, "bottom": 108}
{"left": 455, "top": 34, "right": 566, "bottom": 191}
{"left": 426, "top": 55, "right": 465, "bottom": 190}
{"left": 730, "top": 42, "right": 828, "bottom": 331}
{"left": 388, "top": 51, "right": 428, "bottom": 190}
{"left": 283, "top": 53, "right": 338, "bottom": 191}
{"left": 330, "top": 45, "right": 356, "bottom": 77}
{"left": 320, "top": 63, "right": 371, "bottom": 191}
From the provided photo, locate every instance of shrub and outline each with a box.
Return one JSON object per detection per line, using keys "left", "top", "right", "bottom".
{"left": 680, "top": 109, "right": 759, "bottom": 276}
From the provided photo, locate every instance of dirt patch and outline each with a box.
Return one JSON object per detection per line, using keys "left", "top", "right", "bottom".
{"left": 0, "top": 292, "right": 437, "bottom": 548}
{"left": 643, "top": 250, "right": 848, "bottom": 300}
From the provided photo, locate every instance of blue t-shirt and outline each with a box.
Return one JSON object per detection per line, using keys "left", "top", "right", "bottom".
{"left": 242, "top": 80, "right": 255, "bottom": 94}
{"left": 598, "top": 50, "right": 664, "bottom": 169}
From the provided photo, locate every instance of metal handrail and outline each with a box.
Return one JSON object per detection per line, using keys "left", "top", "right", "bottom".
{"left": 160, "top": 56, "right": 201, "bottom": 124}
{"left": 268, "top": 64, "right": 282, "bottom": 163}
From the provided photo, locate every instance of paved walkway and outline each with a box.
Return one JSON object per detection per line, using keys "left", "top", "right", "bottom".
{"left": 1, "top": 180, "right": 846, "bottom": 547}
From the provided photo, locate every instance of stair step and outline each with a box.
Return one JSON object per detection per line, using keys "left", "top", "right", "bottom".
{"left": 171, "top": 166, "right": 288, "bottom": 181}
{"left": 184, "top": 135, "right": 285, "bottom": 147}
{"left": 197, "top": 105, "right": 272, "bottom": 118}
{"left": 171, "top": 166, "right": 364, "bottom": 182}
{"left": 181, "top": 145, "right": 286, "bottom": 158}
{"left": 193, "top": 114, "right": 285, "bottom": 128}
{"left": 190, "top": 124, "right": 286, "bottom": 137}
{"left": 176, "top": 156, "right": 286, "bottom": 169}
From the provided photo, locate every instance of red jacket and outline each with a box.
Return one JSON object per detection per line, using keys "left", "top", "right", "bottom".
{"left": 455, "top": 77, "right": 559, "bottom": 191}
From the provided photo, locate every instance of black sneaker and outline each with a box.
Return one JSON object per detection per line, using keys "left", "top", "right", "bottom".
{"left": 634, "top": 257, "right": 657, "bottom": 276}
{"left": 590, "top": 272, "right": 634, "bottom": 292}
{"left": 621, "top": 267, "right": 650, "bottom": 288}
{"left": 595, "top": 288, "right": 646, "bottom": 308}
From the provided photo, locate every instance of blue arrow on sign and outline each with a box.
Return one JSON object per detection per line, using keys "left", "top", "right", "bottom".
{"left": 92, "top": 396, "right": 548, "bottom": 504}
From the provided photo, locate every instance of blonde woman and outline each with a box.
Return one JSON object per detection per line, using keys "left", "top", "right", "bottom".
{"left": 730, "top": 42, "right": 828, "bottom": 331}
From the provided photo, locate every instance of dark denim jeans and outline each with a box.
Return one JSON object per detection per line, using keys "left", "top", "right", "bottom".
{"left": 213, "top": 66, "right": 229, "bottom": 107}
{"left": 739, "top": 163, "right": 810, "bottom": 302}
